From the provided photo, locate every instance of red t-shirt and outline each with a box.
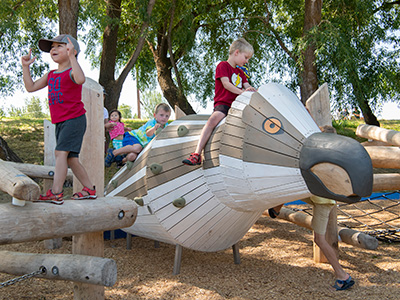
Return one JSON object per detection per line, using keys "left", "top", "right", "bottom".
{"left": 214, "top": 61, "right": 248, "bottom": 108}
{"left": 47, "top": 68, "right": 85, "bottom": 124}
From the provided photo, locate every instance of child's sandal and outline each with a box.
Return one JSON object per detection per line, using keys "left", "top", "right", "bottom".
{"left": 72, "top": 186, "right": 97, "bottom": 200}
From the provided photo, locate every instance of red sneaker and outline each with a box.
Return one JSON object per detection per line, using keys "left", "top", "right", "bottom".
{"left": 182, "top": 153, "right": 202, "bottom": 166}
{"left": 35, "top": 189, "right": 64, "bottom": 205}
{"left": 72, "top": 186, "right": 97, "bottom": 200}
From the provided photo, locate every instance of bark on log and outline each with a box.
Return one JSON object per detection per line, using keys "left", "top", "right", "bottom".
{"left": 0, "top": 197, "right": 137, "bottom": 245}
{"left": 2, "top": 161, "right": 73, "bottom": 180}
{"left": 0, "top": 251, "right": 117, "bottom": 286}
{"left": 363, "top": 146, "right": 400, "bottom": 169}
{"left": 0, "top": 159, "right": 40, "bottom": 201}
{"left": 373, "top": 173, "right": 400, "bottom": 192}
{"left": 356, "top": 124, "right": 400, "bottom": 146}
{"left": 274, "top": 207, "right": 378, "bottom": 250}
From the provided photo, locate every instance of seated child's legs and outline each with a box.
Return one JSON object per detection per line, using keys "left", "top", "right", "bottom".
{"left": 126, "top": 152, "right": 138, "bottom": 162}
{"left": 114, "top": 133, "right": 143, "bottom": 156}
{"left": 311, "top": 203, "right": 335, "bottom": 235}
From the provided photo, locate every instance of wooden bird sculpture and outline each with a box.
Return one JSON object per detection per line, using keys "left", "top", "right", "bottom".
{"left": 105, "top": 83, "right": 373, "bottom": 252}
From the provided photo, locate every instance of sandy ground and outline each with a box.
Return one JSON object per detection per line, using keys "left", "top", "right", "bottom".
{"left": 0, "top": 213, "right": 399, "bottom": 300}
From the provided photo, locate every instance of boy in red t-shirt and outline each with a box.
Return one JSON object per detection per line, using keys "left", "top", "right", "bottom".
{"left": 183, "top": 38, "right": 256, "bottom": 165}
{"left": 21, "top": 34, "right": 96, "bottom": 204}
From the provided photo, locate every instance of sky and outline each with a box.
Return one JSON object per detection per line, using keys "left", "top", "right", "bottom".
{"left": 2, "top": 42, "right": 399, "bottom": 120}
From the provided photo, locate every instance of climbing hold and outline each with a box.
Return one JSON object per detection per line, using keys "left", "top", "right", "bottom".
{"left": 177, "top": 125, "right": 189, "bottom": 137}
{"left": 155, "top": 127, "right": 163, "bottom": 135}
{"left": 149, "top": 163, "right": 163, "bottom": 175}
{"left": 172, "top": 197, "right": 186, "bottom": 208}
{"left": 126, "top": 161, "right": 134, "bottom": 170}
{"left": 111, "top": 180, "right": 118, "bottom": 188}
{"left": 134, "top": 197, "right": 144, "bottom": 206}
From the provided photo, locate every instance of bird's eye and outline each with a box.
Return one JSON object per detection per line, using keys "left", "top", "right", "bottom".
{"left": 262, "top": 117, "right": 283, "bottom": 134}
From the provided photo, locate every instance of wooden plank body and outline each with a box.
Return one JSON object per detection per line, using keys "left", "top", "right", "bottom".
{"left": 105, "top": 83, "right": 370, "bottom": 252}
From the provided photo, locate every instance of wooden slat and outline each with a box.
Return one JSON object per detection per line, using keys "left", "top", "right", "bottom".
{"left": 243, "top": 143, "right": 299, "bottom": 168}
{"left": 156, "top": 124, "right": 205, "bottom": 140}
{"left": 219, "top": 144, "right": 242, "bottom": 160}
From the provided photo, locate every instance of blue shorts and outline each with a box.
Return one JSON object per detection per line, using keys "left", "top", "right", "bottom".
{"left": 122, "top": 132, "right": 141, "bottom": 147}
{"left": 55, "top": 114, "right": 86, "bottom": 158}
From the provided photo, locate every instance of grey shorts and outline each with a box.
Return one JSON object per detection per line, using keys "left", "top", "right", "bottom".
{"left": 55, "top": 114, "right": 86, "bottom": 158}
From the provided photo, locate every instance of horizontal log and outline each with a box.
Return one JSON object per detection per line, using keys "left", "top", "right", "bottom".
{"left": 0, "top": 159, "right": 40, "bottom": 201}
{"left": 364, "top": 146, "right": 400, "bottom": 169}
{"left": 270, "top": 207, "right": 378, "bottom": 250}
{"left": 373, "top": 173, "right": 400, "bottom": 192}
{"left": 1, "top": 161, "right": 73, "bottom": 180}
{"left": 0, "top": 251, "right": 116, "bottom": 286}
{"left": 0, "top": 197, "right": 137, "bottom": 245}
{"left": 356, "top": 124, "right": 400, "bottom": 146}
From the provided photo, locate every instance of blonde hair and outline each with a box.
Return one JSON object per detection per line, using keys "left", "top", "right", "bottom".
{"left": 229, "top": 38, "right": 254, "bottom": 56}
{"left": 154, "top": 103, "right": 171, "bottom": 114}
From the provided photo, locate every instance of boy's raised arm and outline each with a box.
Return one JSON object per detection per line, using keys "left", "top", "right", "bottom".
{"left": 67, "top": 37, "right": 85, "bottom": 85}
{"left": 21, "top": 49, "right": 48, "bottom": 92}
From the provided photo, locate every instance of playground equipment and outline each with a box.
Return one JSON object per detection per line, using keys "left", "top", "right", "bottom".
{"left": 105, "top": 83, "right": 373, "bottom": 258}
{"left": 0, "top": 79, "right": 137, "bottom": 299}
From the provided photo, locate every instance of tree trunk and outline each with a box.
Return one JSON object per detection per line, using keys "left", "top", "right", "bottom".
{"left": 99, "top": 0, "right": 156, "bottom": 112}
{"left": 58, "top": 0, "right": 79, "bottom": 37}
{"left": 0, "top": 136, "right": 23, "bottom": 162}
{"left": 300, "top": 0, "right": 322, "bottom": 104}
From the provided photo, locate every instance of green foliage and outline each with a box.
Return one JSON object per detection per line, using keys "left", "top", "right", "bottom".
{"left": 140, "top": 90, "right": 165, "bottom": 118}
{"left": 24, "top": 96, "right": 48, "bottom": 118}
{"left": 8, "top": 105, "right": 24, "bottom": 117}
{"left": 118, "top": 103, "right": 133, "bottom": 119}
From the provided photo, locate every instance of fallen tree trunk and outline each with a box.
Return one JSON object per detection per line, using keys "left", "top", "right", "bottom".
{"left": 274, "top": 207, "right": 378, "bottom": 250}
{"left": 0, "top": 251, "right": 117, "bottom": 286}
{"left": 0, "top": 135, "right": 23, "bottom": 162}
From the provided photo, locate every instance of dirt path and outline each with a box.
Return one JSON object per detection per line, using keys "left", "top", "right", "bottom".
{"left": 0, "top": 215, "right": 399, "bottom": 300}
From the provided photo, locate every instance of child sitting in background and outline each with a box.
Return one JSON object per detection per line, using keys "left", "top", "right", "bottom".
{"left": 106, "top": 109, "right": 131, "bottom": 150}
{"left": 105, "top": 103, "right": 171, "bottom": 167}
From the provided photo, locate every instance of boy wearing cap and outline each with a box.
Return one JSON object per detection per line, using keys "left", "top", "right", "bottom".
{"left": 21, "top": 34, "right": 96, "bottom": 204}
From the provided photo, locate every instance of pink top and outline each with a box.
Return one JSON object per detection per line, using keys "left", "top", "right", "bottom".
{"left": 108, "top": 121, "right": 125, "bottom": 140}
{"left": 47, "top": 68, "right": 85, "bottom": 124}
{"left": 214, "top": 61, "right": 248, "bottom": 108}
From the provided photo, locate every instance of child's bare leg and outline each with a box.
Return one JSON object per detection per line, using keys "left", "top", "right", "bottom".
{"left": 195, "top": 111, "right": 226, "bottom": 154}
{"left": 52, "top": 150, "right": 69, "bottom": 194}
{"left": 68, "top": 156, "right": 94, "bottom": 189}
{"left": 126, "top": 152, "right": 138, "bottom": 162}
{"left": 113, "top": 144, "right": 142, "bottom": 156}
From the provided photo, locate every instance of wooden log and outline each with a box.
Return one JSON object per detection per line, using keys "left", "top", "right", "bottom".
{"left": 356, "top": 124, "right": 400, "bottom": 146}
{"left": 0, "top": 251, "right": 117, "bottom": 287}
{"left": 174, "top": 105, "right": 187, "bottom": 120}
{"left": 305, "top": 83, "right": 332, "bottom": 127}
{"left": 72, "top": 78, "right": 105, "bottom": 299}
{"left": 0, "top": 197, "right": 137, "bottom": 245}
{"left": 1, "top": 161, "right": 73, "bottom": 180}
{"left": 0, "top": 158, "right": 40, "bottom": 201}
{"left": 363, "top": 146, "right": 400, "bottom": 169}
{"left": 372, "top": 173, "right": 400, "bottom": 192}
{"left": 275, "top": 207, "right": 378, "bottom": 250}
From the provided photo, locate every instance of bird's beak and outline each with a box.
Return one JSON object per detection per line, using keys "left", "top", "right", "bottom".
{"left": 299, "top": 132, "right": 373, "bottom": 203}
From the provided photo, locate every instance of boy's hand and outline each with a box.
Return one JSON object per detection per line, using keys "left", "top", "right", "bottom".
{"left": 154, "top": 123, "right": 162, "bottom": 130}
{"left": 66, "top": 37, "right": 76, "bottom": 58}
{"left": 21, "top": 49, "right": 36, "bottom": 67}
{"left": 245, "top": 86, "right": 257, "bottom": 92}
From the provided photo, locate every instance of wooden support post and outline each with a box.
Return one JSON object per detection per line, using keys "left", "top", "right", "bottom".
{"left": 173, "top": 244, "right": 183, "bottom": 275}
{"left": 356, "top": 124, "right": 400, "bottom": 146}
{"left": 305, "top": 83, "right": 332, "bottom": 127}
{"left": 232, "top": 243, "right": 241, "bottom": 264}
{"left": 0, "top": 250, "right": 117, "bottom": 286}
{"left": 126, "top": 233, "right": 132, "bottom": 250}
{"left": 0, "top": 197, "right": 136, "bottom": 245}
{"left": 154, "top": 241, "right": 160, "bottom": 248}
{"left": 174, "top": 105, "right": 187, "bottom": 120}
{"left": 0, "top": 158, "right": 40, "bottom": 201}
{"left": 43, "top": 120, "right": 62, "bottom": 250}
{"left": 72, "top": 78, "right": 106, "bottom": 300}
